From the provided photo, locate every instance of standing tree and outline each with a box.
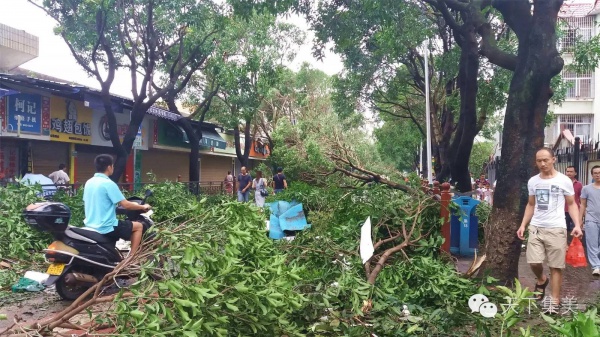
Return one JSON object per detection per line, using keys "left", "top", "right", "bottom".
{"left": 164, "top": 78, "right": 220, "bottom": 192}
{"left": 305, "top": 0, "right": 510, "bottom": 191}
{"left": 479, "top": 0, "right": 566, "bottom": 282}
{"left": 420, "top": 0, "right": 570, "bottom": 281}
{"left": 32, "top": 0, "right": 225, "bottom": 181}
{"left": 254, "top": 63, "right": 332, "bottom": 153}
{"left": 206, "top": 14, "right": 304, "bottom": 167}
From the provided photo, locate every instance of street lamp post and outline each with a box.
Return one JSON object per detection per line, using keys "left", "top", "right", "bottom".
{"left": 424, "top": 39, "right": 433, "bottom": 185}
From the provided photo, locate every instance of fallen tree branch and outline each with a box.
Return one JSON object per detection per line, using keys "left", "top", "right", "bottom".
{"left": 0, "top": 218, "right": 205, "bottom": 336}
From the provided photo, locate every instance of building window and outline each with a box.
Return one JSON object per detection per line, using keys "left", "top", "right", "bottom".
{"left": 559, "top": 16, "right": 595, "bottom": 51}
{"left": 563, "top": 70, "right": 593, "bottom": 99}
{"left": 558, "top": 114, "right": 593, "bottom": 141}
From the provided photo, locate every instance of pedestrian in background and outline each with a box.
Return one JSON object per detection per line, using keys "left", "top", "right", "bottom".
{"left": 237, "top": 166, "right": 252, "bottom": 202}
{"left": 565, "top": 165, "right": 583, "bottom": 236}
{"left": 252, "top": 170, "right": 268, "bottom": 208}
{"left": 224, "top": 170, "right": 234, "bottom": 195}
{"left": 580, "top": 165, "right": 600, "bottom": 276}
{"left": 49, "top": 163, "right": 70, "bottom": 188}
{"left": 272, "top": 167, "right": 287, "bottom": 194}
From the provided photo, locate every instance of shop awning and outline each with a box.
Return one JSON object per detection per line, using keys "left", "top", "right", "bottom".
{"left": 0, "top": 73, "right": 82, "bottom": 98}
{"left": 169, "top": 121, "right": 227, "bottom": 149}
{"left": 0, "top": 88, "right": 19, "bottom": 97}
{"left": 147, "top": 106, "right": 182, "bottom": 121}
{"left": 200, "top": 128, "right": 227, "bottom": 149}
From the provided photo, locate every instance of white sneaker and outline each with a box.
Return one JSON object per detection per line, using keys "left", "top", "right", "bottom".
{"left": 592, "top": 268, "right": 600, "bottom": 276}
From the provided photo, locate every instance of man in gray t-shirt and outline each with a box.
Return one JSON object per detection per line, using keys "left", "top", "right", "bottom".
{"left": 517, "top": 148, "right": 582, "bottom": 307}
{"left": 580, "top": 165, "right": 600, "bottom": 276}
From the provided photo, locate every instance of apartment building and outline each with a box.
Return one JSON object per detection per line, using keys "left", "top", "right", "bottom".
{"left": 546, "top": 0, "right": 600, "bottom": 146}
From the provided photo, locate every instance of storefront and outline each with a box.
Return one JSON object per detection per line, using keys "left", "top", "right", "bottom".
{"left": 148, "top": 119, "right": 231, "bottom": 182}
{"left": 31, "top": 140, "right": 69, "bottom": 176}
{"left": 0, "top": 88, "right": 267, "bottom": 185}
{"left": 142, "top": 147, "right": 189, "bottom": 181}
{"left": 218, "top": 134, "right": 270, "bottom": 176}
{"left": 0, "top": 93, "right": 54, "bottom": 180}
{"left": 83, "top": 109, "right": 151, "bottom": 184}
{"left": 0, "top": 138, "right": 21, "bottom": 181}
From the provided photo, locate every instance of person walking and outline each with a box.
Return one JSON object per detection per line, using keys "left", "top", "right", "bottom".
{"left": 224, "top": 170, "right": 234, "bottom": 195}
{"left": 272, "top": 167, "right": 287, "bottom": 194}
{"left": 252, "top": 170, "right": 268, "bottom": 208}
{"left": 516, "top": 148, "right": 582, "bottom": 308}
{"left": 237, "top": 166, "right": 252, "bottom": 202}
{"left": 580, "top": 165, "right": 600, "bottom": 276}
{"left": 565, "top": 166, "right": 583, "bottom": 236}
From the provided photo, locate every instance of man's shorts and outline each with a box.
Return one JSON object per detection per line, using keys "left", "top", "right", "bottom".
{"left": 105, "top": 220, "right": 135, "bottom": 241}
{"left": 526, "top": 226, "right": 567, "bottom": 269}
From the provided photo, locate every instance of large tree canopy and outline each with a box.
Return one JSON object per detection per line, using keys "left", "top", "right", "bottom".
{"left": 205, "top": 13, "right": 304, "bottom": 167}
{"left": 300, "top": 0, "right": 513, "bottom": 192}
{"left": 249, "top": 0, "right": 570, "bottom": 281}
{"left": 254, "top": 63, "right": 332, "bottom": 153}
{"left": 32, "top": 0, "right": 225, "bottom": 181}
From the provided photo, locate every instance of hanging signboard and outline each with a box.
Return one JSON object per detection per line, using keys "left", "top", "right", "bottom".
{"left": 50, "top": 97, "right": 92, "bottom": 144}
{"left": 91, "top": 112, "right": 149, "bottom": 150}
{"left": 6, "top": 93, "right": 42, "bottom": 134}
{"left": 250, "top": 140, "right": 270, "bottom": 158}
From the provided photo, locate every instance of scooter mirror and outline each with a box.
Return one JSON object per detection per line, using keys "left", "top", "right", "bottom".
{"left": 145, "top": 189, "right": 153, "bottom": 198}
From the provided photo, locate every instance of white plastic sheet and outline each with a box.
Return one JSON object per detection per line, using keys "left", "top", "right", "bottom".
{"left": 360, "top": 217, "right": 375, "bottom": 264}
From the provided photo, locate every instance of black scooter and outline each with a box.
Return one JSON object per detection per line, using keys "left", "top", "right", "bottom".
{"left": 23, "top": 190, "right": 154, "bottom": 300}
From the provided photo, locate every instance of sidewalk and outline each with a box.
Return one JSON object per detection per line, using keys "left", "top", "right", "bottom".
{"left": 457, "top": 251, "right": 600, "bottom": 306}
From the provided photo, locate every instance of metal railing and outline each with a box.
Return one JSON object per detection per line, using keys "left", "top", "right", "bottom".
{"left": 487, "top": 137, "right": 600, "bottom": 186}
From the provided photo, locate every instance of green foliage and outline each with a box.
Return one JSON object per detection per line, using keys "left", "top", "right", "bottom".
{"left": 307, "top": 0, "right": 509, "bottom": 182}
{"left": 143, "top": 181, "right": 199, "bottom": 223}
{"left": 2, "top": 180, "right": 591, "bottom": 336}
{"left": 268, "top": 183, "right": 478, "bottom": 335}
{"left": 494, "top": 280, "right": 537, "bottom": 337}
{"left": 206, "top": 13, "right": 304, "bottom": 128}
{"left": 374, "top": 118, "right": 421, "bottom": 172}
{"left": 0, "top": 184, "right": 47, "bottom": 259}
{"left": 0, "top": 184, "right": 48, "bottom": 289}
{"left": 544, "top": 307, "right": 600, "bottom": 337}
{"left": 568, "top": 24, "right": 600, "bottom": 75}
{"left": 111, "top": 200, "right": 307, "bottom": 336}
{"left": 469, "top": 141, "right": 495, "bottom": 176}
{"left": 269, "top": 99, "right": 398, "bottom": 187}
{"left": 52, "top": 189, "right": 85, "bottom": 226}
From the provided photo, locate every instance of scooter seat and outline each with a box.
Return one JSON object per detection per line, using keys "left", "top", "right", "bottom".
{"left": 67, "top": 227, "right": 116, "bottom": 244}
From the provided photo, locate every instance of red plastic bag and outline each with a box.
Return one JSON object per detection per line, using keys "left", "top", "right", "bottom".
{"left": 566, "top": 237, "right": 588, "bottom": 267}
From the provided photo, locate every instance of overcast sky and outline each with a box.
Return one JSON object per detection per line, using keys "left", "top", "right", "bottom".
{"left": 0, "top": 0, "right": 344, "bottom": 98}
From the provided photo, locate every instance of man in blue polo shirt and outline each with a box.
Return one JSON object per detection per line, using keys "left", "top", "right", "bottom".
{"left": 83, "top": 154, "right": 151, "bottom": 254}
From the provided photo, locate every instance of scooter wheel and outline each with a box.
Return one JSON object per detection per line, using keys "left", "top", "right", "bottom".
{"left": 55, "top": 275, "right": 91, "bottom": 301}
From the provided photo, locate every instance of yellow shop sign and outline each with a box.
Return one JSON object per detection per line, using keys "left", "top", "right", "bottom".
{"left": 50, "top": 97, "right": 92, "bottom": 144}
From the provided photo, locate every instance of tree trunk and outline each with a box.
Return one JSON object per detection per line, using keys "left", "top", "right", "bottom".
{"left": 434, "top": 82, "right": 458, "bottom": 182}
{"left": 448, "top": 26, "right": 480, "bottom": 193}
{"left": 483, "top": 0, "right": 564, "bottom": 283}
{"left": 234, "top": 119, "right": 252, "bottom": 168}
{"left": 112, "top": 102, "right": 150, "bottom": 182}
{"left": 179, "top": 118, "right": 201, "bottom": 194}
{"left": 100, "top": 91, "right": 128, "bottom": 183}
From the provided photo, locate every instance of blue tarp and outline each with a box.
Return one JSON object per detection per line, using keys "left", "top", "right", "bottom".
{"left": 266, "top": 200, "right": 310, "bottom": 240}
